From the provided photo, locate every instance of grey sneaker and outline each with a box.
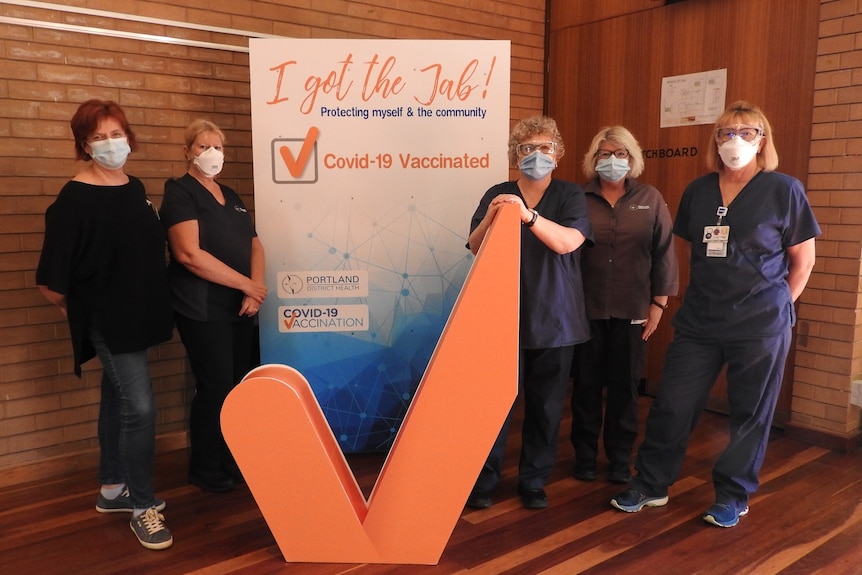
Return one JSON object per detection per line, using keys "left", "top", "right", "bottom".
{"left": 130, "top": 507, "right": 173, "bottom": 550}
{"left": 96, "top": 486, "right": 166, "bottom": 513}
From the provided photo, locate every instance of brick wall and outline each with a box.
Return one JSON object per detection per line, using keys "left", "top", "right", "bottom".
{"left": 791, "top": 0, "right": 862, "bottom": 441}
{"left": 0, "top": 0, "right": 546, "bottom": 476}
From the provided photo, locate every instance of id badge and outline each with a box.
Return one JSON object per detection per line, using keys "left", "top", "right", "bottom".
{"left": 702, "top": 225, "right": 729, "bottom": 242}
{"left": 703, "top": 225, "right": 729, "bottom": 258}
{"left": 706, "top": 241, "right": 727, "bottom": 257}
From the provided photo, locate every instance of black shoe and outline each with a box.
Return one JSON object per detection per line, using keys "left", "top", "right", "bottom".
{"left": 188, "top": 470, "right": 235, "bottom": 493}
{"left": 608, "top": 462, "right": 632, "bottom": 484}
{"left": 572, "top": 461, "right": 597, "bottom": 482}
{"left": 466, "top": 488, "right": 493, "bottom": 509}
{"left": 517, "top": 485, "right": 548, "bottom": 509}
{"left": 223, "top": 462, "right": 245, "bottom": 484}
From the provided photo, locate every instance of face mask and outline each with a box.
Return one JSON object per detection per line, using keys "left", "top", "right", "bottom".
{"left": 88, "top": 137, "right": 130, "bottom": 170}
{"left": 595, "top": 156, "right": 630, "bottom": 182}
{"left": 718, "top": 136, "right": 759, "bottom": 170}
{"left": 519, "top": 151, "right": 556, "bottom": 181}
{"left": 193, "top": 146, "right": 225, "bottom": 177}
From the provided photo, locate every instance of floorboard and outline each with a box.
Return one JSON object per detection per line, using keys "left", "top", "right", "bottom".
{"left": 1, "top": 396, "right": 861, "bottom": 575}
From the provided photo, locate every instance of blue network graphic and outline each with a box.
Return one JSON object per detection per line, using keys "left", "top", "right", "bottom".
{"left": 261, "top": 195, "right": 475, "bottom": 452}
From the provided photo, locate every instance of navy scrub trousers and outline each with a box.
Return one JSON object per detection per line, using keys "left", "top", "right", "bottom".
{"left": 632, "top": 327, "right": 791, "bottom": 506}
{"left": 475, "top": 345, "right": 575, "bottom": 492}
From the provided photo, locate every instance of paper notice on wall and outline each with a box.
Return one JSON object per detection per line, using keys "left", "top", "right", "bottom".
{"left": 660, "top": 68, "right": 726, "bottom": 128}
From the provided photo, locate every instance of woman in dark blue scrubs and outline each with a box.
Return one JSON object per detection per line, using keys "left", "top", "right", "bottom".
{"left": 610, "top": 101, "right": 820, "bottom": 528}
{"left": 465, "top": 115, "right": 592, "bottom": 510}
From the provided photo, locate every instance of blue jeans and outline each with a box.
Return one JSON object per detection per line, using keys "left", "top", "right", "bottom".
{"left": 89, "top": 327, "right": 158, "bottom": 509}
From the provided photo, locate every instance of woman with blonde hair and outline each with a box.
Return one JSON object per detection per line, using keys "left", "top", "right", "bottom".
{"left": 160, "top": 119, "right": 267, "bottom": 493}
{"left": 611, "top": 101, "right": 819, "bottom": 528}
{"left": 571, "top": 126, "right": 678, "bottom": 484}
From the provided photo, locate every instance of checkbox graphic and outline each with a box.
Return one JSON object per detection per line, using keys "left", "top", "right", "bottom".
{"left": 272, "top": 126, "right": 320, "bottom": 183}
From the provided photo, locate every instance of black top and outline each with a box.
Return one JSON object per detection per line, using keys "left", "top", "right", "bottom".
{"left": 160, "top": 174, "right": 257, "bottom": 322}
{"left": 36, "top": 177, "right": 174, "bottom": 375}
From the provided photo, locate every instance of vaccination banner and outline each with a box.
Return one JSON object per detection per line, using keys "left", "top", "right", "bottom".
{"left": 250, "top": 39, "right": 510, "bottom": 452}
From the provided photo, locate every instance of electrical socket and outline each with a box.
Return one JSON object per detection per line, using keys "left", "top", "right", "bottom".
{"left": 851, "top": 380, "right": 862, "bottom": 408}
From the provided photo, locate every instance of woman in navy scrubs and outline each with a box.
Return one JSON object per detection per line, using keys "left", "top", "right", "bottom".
{"left": 610, "top": 101, "right": 820, "bottom": 527}
{"left": 465, "top": 115, "right": 592, "bottom": 510}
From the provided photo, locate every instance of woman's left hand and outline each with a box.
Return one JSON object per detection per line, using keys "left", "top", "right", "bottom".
{"left": 240, "top": 295, "right": 261, "bottom": 317}
{"left": 490, "top": 194, "right": 530, "bottom": 223}
{"left": 642, "top": 305, "right": 664, "bottom": 341}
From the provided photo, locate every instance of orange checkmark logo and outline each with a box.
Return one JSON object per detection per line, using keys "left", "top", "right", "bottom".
{"left": 278, "top": 126, "right": 320, "bottom": 178}
{"left": 222, "top": 205, "right": 522, "bottom": 564}
{"left": 283, "top": 310, "right": 299, "bottom": 330}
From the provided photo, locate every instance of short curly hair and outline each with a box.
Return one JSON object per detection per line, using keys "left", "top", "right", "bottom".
{"left": 507, "top": 115, "right": 565, "bottom": 167}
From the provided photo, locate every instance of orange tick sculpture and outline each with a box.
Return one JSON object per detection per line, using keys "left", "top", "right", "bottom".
{"left": 221, "top": 204, "right": 521, "bottom": 564}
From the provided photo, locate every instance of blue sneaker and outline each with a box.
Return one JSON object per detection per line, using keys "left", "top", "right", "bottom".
{"left": 703, "top": 502, "right": 749, "bottom": 527}
{"left": 610, "top": 487, "right": 669, "bottom": 512}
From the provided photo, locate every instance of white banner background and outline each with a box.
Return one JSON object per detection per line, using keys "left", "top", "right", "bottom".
{"left": 251, "top": 39, "right": 510, "bottom": 451}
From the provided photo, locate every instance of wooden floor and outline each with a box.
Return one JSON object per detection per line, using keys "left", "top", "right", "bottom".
{"left": 2, "top": 396, "right": 862, "bottom": 575}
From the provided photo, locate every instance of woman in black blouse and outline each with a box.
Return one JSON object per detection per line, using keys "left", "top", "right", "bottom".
{"left": 36, "top": 99, "right": 174, "bottom": 550}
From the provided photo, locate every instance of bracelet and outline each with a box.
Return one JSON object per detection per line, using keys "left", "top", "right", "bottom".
{"left": 524, "top": 209, "right": 538, "bottom": 227}
{"left": 651, "top": 299, "right": 668, "bottom": 310}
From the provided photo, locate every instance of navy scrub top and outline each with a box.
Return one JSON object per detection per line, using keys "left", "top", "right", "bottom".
{"left": 469, "top": 179, "right": 593, "bottom": 349}
{"left": 672, "top": 170, "right": 820, "bottom": 339}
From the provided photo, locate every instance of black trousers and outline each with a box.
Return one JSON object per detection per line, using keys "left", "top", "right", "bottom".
{"left": 475, "top": 345, "right": 574, "bottom": 491}
{"left": 571, "top": 318, "right": 645, "bottom": 465}
{"left": 176, "top": 313, "right": 254, "bottom": 476}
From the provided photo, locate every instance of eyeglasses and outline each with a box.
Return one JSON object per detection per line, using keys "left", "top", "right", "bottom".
{"left": 517, "top": 141, "right": 556, "bottom": 156}
{"left": 715, "top": 125, "right": 763, "bottom": 143}
{"left": 595, "top": 149, "right": 629, "bottom": 160}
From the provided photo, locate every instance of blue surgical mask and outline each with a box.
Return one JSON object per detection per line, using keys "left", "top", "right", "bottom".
{"left": 519, "top": 151, "right": 556, "bottom": 181}
{"left": 595, "top": 156, "right": 630, "bottom": 182}
{"left": 88, "top": 137, "right": 131, "bottom": 170}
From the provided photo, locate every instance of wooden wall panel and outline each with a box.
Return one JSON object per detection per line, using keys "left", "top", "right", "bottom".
{"left": 549, "top": 0, "right": 666, "bottom": 31}
{"left": 548, "top": 0, "right": 821, "bottom": 424}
